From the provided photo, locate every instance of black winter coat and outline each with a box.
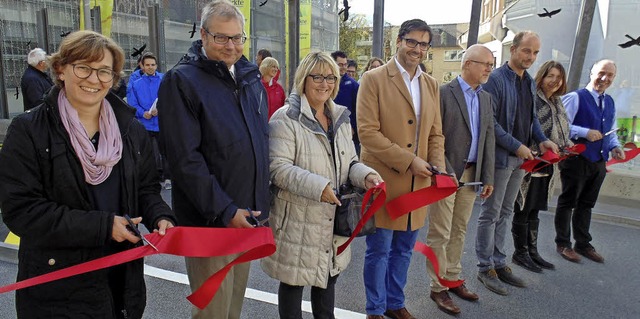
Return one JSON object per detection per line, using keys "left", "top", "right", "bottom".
{"left": 157, "top": 40, "right": 270, "bottom": 227}
{"left": 20, "top": 65, "right": 54, "bottom": 112}
{"left": 0, "top": 86, "right": 176, "bottom": 319}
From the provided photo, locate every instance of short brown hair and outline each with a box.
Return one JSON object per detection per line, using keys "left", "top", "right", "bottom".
{"left": 534, "top": 60, "right": 568, "bottom": 97}
{"left": 49, "top": 30, "right": 125, "bottom": 89}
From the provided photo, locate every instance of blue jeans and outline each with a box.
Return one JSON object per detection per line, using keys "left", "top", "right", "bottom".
{"left": 476, "top": 156, "right": 525, "bottom": 272}
{"left": 363, "top": 226, "right": 419, "bottom": 315}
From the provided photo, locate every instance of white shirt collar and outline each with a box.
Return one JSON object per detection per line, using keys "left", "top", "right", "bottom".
{"left": 394, "top": 56, "right": 423, "bottom": 80}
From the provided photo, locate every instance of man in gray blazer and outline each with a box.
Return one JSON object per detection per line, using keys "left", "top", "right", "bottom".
{"left": 426, "top": 44, "right": 495, "bottom": 315}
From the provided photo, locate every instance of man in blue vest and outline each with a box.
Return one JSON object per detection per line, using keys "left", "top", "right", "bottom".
{"left": 555, "top": 59, "right": 625, "bottom": 263}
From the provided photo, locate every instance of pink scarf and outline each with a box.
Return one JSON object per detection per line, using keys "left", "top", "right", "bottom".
{"left": 57, "top": 89, "right": 123, "bottom": 185}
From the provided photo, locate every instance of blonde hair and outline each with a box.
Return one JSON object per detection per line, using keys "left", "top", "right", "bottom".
{"left": 293, "top": 51, "right": 340, "bottom": 100}
{"left": 259, "top": 57, "right": 279, "bottom": 76}
{"left": 49, "top": 30, "right": 124, "bottom": 89}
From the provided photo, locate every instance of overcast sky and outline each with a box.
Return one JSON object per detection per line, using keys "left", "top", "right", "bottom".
{"left": 348, "top": 0, "right": 474, "bottom": 25}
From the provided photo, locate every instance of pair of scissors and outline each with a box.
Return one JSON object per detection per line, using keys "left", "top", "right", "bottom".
{"left": 458, "top": 181, "right": 483, "bottom": 188}
{"left": 124, "top": 214, "right": 159, "bottom": 251}
{"left": 427, "top": 164, "right": 455, "bottom": 177}
{"left": 246, "top": 208, "right": 269, "bottom": 227}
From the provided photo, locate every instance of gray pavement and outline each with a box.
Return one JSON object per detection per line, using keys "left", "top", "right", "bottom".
{"left": 1, "top": 190, "right": 640, "bottom": 318}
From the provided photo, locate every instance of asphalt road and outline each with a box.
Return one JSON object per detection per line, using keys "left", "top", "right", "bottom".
{"left": 1, "top": 193, "right": 639, "bottom": 318}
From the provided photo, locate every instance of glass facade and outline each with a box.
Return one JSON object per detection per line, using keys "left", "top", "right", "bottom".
{"left": 0, "top": 0, "right": 339, "bottom": 118}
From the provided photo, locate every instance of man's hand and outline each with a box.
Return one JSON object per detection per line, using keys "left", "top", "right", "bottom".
{"left": 515, "top": 145, "right": 534, "bottom": 160}
{"left": 409, "top": 156, "right": 434, "bottom": 177}
{"left": 612, "top": 147, "right": 626, "bottom": 161}
{"left": 321, "top": 184, "right": 341, "bottom": 205}
{"left": 112, "top": 216, "right": 142, "bottom": 243}
{"left": 539, "top": 140, "right": 559, "bottom": 154}
{"left": 143, "top": 111, "right": 152, "bottom": 119}
{"left": 586, "top": 129, "right": 603, "bottom": 142}
{"left": 228, "top": 209, "right": 260, "bottom": 228}
{"left": 480, "top": 185, "right": 494, "bottom": 199}
{"left": 364, "top": 173, "right": 383, "bottom": 190}
{"left": 154, "top": 219, "right": 174, "bottom": 235}
{"left": 150, "top": 108, "right": 158, "bottom": 116}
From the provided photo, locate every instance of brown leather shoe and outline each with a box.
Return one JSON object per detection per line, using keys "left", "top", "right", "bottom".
{"left": 449, "top": 284, "right": 479, "bottom": 301}
{"left": 430, "top": 291, "right": 461, "bottom": 315}
{"left": 557, "top": 246, "right": 581, "bottom": 263}
{"left": 366, "top": 315, "right": 385, "bottom": 319}
{"left": 383, "top": 307, "right": 416, "bottom": 319}
{"left": 575, "top": 246, "right": 604, "bottom": 263}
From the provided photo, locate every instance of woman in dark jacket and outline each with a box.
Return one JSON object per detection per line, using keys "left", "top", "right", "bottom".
{"left": 0, "top": 30, "right": 176, "bottom": 319}
{"left": 511, "top": 61, "right": 572, "bottom": 273}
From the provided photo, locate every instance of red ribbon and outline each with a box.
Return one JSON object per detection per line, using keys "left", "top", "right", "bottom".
{"left": 385, "top": 175, "right": 458, "bottom": 220}
{"left": 607, "top": 142, "right": 640, "bottom": 167}
{"left": 336, "top": 182, "right": 387, "bottom": 255}
{"left": 414, "top": 241, "right": 464, "bottom": 289}
{"left": 0, "top": 227, "right": 275, "bottom": 310}
{"left": 520, "top": 144, "right": 586, "bottom": 173}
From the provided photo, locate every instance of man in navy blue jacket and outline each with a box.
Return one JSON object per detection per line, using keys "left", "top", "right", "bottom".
{"left": 555, "top": 59, "right": 624, "bottom": 264}
{"left": 332, "top": 50, "right": 361, "bottom": 153}
{"left": 475, "top": 31, "right": 557, "bottom": 296}
{"left": 157, "top": 1, "right": 269, "bottom": 318}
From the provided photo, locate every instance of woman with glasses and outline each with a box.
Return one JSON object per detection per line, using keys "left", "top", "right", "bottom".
{"left": 512, "top": 60, "right": 572, "bottom": 273}
{"left": 0, "top": 30, "right": 175, "bottom": 318}
{"left": 261, "top": 51, "right": 382, "bottom": 318}
{"left": 259, "top": 57, "right": 286, "bottom": 119}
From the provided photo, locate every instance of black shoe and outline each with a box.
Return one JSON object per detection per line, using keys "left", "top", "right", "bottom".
{"left": 530, "top": 251, "right": 555, "bottom": 269}
{"left": 512, "top": 252, "right": 543, "bottom": 273}
{"left": 495, "top": 266, "right": 527, "bottom": 288}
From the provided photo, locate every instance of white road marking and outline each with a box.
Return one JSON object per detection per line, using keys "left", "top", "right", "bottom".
{"left": 144, "top": 265, "right": 366, "bottom": 318}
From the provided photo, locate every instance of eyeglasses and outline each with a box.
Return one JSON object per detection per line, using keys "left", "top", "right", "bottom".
{"left": 468, "top": 60, "right": 494, "bottom": 69}
{"left": 403, "top": 37, "right": 431, "bottom": 51}
{"left": 71, "top": 64, "right": 115, "bottom": 83}
{"left": 337, "top": 62, "right": 348, "bottom": 68}
{"left": 204, "top": 28, "right": 247, "bottom": 45}
{"left": 308, "top": 74, "right": 338, "bottom": 84}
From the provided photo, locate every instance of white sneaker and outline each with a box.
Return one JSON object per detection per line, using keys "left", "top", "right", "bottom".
{"left": 163, "top": 179, "right": 172, "bottom": 190}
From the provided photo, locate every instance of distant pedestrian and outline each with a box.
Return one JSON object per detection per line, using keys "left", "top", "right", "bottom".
{"left": 127, "top": 52, "right": 171, "bottom": 189}
{"left": 347, "top": 58, "right": 358, "bottom": 80}
{"left": 331, "top": 50, "right": 360, "bottom": 153}
{"left": 259, "top": 57, "right": 285, "bottom": 119}
{"left": 20, "top": 48, "right": 54, "bottom": 111}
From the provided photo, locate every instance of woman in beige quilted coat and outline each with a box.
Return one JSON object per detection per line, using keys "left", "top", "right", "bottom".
{"left": 261, "top": 52, "right": 382, "bottom": 319}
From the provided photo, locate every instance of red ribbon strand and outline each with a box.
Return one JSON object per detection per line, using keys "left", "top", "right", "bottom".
{"left": 414, "top": 241, "right": 464, "bottom": 289}
{"left": 0, "top": 227, "right": 276, "bottom": 309}
{"left": 336, "top": 182, "right": 387, "bottom": 255}
{"left": 386, "top": 175, "right": 458, "bottom": 220}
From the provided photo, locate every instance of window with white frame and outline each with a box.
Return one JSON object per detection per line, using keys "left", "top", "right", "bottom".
{"left": 444, "top": 50, "right": 464, "bottom": 61}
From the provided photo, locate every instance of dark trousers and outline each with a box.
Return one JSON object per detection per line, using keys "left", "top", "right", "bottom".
{"left": 554, "top": 156, "right": 606, "bottom": 249}
{"left": 148, "top": 131, "right": 170, "bottom": 181}
{"left": 278, "top": 275, "right": 338, "bottom": 319}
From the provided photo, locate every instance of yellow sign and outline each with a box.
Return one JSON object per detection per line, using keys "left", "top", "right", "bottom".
{"left": 79, "top": 0, "right": 114, "bottom": 37}
{"left": 233, "top": 0, "right": 251, "bottom": 59}
{"left": 4, "top": 231, "right": 20, "bottom": 246}
{"left": 300, "top": 0, "right": 312, "bottom": 58}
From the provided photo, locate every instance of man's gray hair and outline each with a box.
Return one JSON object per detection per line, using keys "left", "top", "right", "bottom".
{"left": 27, "top": 48, "right": 47, "bottom": 67}
{"left": 200, "top": 0, "right": 245, "bottom": 31}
